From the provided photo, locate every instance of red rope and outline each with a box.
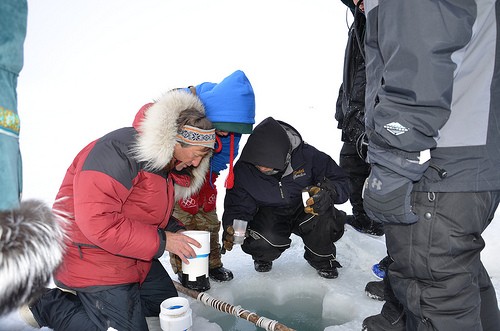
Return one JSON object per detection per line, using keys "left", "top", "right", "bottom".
{"left": 214, "top": 135, "right": 222, "bottom": 153}
{"left": 224, "top": 133, "right": 235, "bottom": 189}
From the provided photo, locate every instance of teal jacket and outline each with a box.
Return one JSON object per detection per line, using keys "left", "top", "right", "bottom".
{"left": 0, "top": 0, "right": 27, "bottom": 211}
{"left": 0, "top": 0, "right": 26, "bottom": 137}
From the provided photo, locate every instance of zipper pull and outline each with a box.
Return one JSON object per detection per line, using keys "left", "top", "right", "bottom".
{"left": 278, "top": 182, "right": 285, "bottom": 199}
{"left": 429, "top": 164, "right": 447, "bottom": 179}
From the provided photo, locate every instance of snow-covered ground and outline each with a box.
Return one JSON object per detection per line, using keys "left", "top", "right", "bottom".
{"left": 1, "top": 0, "right": 498, "bottom": 330}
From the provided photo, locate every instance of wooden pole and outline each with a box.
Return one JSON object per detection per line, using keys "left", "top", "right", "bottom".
{"left": 173, "top": 281, "right": 296, "bottom": 331}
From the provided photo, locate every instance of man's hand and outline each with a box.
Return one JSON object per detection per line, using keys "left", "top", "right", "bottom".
{"left": 165, "top": 231, "right": 201, "bottom": 264}
{"left": 221, "top": 226, "right": 235, "bottom": 254}
{"left": 363, "top": 165, "right": 418, "bottom": 224}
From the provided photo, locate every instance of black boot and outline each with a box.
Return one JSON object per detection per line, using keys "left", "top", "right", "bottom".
{"left": 316, "top": 267, "right": 339, "bottom": 279}
{"left": 209, "top": 266, "right": 234, "bottom": 282}
{"left": 178, "top": 273, "right": 210, "bottom": 292}
{"left": 362, "top": 301, "right": 406, "bottom": 331}
{"left": 254, "top": 260, "right": 272, "bottom": 272}
{"left": 307, "top": 259, "right": 341, "bottom": 279}
{"left": 346, "top": 214, "right": 384, "bottom": 236}
{"left": 365, "top": 280, "right": 385, "bottom": 301}
{"left": 372, "top": 255, "right": 392, "bottom": 279}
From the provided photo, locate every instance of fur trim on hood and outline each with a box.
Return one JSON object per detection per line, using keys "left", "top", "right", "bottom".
{"left": 132, "top": 89, "right": 211, "bottom": 200}
{"left": 0, "top": 200, "right": 66, "bottom": 315}
{"left": 175, "top": 156, "right": 211, "bottom": 201}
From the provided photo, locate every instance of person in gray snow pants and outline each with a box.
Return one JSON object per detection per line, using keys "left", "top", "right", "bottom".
{"left": 384, "top": 192, "right": 500, "bottom": 331}
{"left": 362, "top": 0, "right": 500, "bottom": 330}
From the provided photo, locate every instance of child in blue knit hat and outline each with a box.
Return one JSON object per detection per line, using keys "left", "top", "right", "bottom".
{"left": 170, "top": 70, "right": 256, "bottom": 291}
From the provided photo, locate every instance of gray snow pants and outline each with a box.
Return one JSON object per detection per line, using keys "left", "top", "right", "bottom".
{"left": 384, "top": 191, "right": 500, "bottom": 331}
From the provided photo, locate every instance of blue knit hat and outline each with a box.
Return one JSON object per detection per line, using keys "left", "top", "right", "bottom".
{"left": 194, "top": 70, "right": 256, "bottom": 134}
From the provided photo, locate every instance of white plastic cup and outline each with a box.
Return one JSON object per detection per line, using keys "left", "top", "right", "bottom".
{"left": 302, "top": 190, "right": 310, "bottom": 207}
{"left": 232, "top": 219, "right": 248, "bottom": 245}
{"left": 159, "top": 296, "right": 192, "bottom": 331}
{"left": 181, "top": 230, "right": 210, "bottom": 281}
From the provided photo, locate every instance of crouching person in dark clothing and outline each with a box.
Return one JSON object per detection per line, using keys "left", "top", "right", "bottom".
{"left": 221, "top": 117, "right": 349, "bottom": 279}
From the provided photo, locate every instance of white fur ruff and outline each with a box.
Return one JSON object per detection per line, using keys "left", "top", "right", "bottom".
{"left": 0, "top": 200, "right": 66, "bottom": 315}
{"left": 131, "top": 89, "right": 211, "bottom": 200}
{"left": 132, "top": 89, "right": 205, "bottom": 172}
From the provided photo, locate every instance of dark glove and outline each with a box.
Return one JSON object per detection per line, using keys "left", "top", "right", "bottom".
{"left": 362, "top": 165, "right": 418, "bottom": 224}
{"left": 199, "top": 172, "right": 218, "bottom": 212}
{"left": 221, "top": 226, "right": 235, "bottom": 254}
{"left": 304, "top": 179, "right": 338, "bottom": 215}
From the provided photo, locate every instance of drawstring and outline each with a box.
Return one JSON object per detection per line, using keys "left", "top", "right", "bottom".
{"left": 209, "top": 161, "right": 215, "bottom": 189}
{"left": 209, "top": 136, "right": 223, "bottom": 189}
{"left": 214, "top": 135, "right": 222, "bottom": 153}
{"left": 225, "top": 133, "right": 235, "bottom": 189}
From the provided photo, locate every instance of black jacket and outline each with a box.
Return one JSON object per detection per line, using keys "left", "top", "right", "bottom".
{"left": 222, "top": 117, "right": 348, "bottom": 228}
{"left": 335, "top": 9, "right": 366, "bottom": 144}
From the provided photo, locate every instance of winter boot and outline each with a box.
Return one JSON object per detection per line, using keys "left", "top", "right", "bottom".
{"left": 361, "top": 301, "right": 406, "bottom": 331}
{"left": 209, "top": 266, "right": 234, "bottom": 282}
{"left": 371, "top": 263, "right": 386, "bottom": 279}
{"left": 316, "top": 267, "right": 339, "bottom": 279}
{"left": 372, "top": 255, "right": 392, "bottom": 279}
{"left": 307, "top": 259, "right": 341, "bottom": 279}
{"left": 254, "top": 260, "right": 272, "bottom": 272}
{"left": 178, "top": 272, "right": 210, "bottom": 292}
{"left": 346, "top": 214, "right": 384, "bottom": 236}
{"left": 365, "top": 280, "right": 385, "bottom": 301}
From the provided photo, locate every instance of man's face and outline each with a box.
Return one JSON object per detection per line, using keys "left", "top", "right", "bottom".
{"left": 173, "top": 144, "right": 210, "bottom": 170}
{"left": 255, "top": 165, "right": 279, "bottom": 176}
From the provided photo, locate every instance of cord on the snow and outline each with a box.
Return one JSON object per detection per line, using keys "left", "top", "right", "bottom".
{"left": 173, "top": 281, "right": 295, "bottom": 331}
{"left": 189, "top": 288, "right": 292, "bottom": 331}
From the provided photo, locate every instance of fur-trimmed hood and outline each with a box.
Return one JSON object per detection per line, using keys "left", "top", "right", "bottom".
{"left": 0, "top": 200, "right": 66, "bottom": 315}
{"left": 131, "top": 89, "right": 211, "bottom": 200}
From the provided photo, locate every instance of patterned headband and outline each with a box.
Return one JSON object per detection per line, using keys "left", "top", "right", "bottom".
{"left": 176, "top": 125, "right": 216, "bottom": 149}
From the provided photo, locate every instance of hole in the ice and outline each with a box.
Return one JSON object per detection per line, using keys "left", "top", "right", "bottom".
{"left": 190, "top": 278, "right": 357, "bottom": 331}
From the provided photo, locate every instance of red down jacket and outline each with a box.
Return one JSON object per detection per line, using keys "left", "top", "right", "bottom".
{"left": 53, "top": 90, "right": 210, "bottom": 290}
